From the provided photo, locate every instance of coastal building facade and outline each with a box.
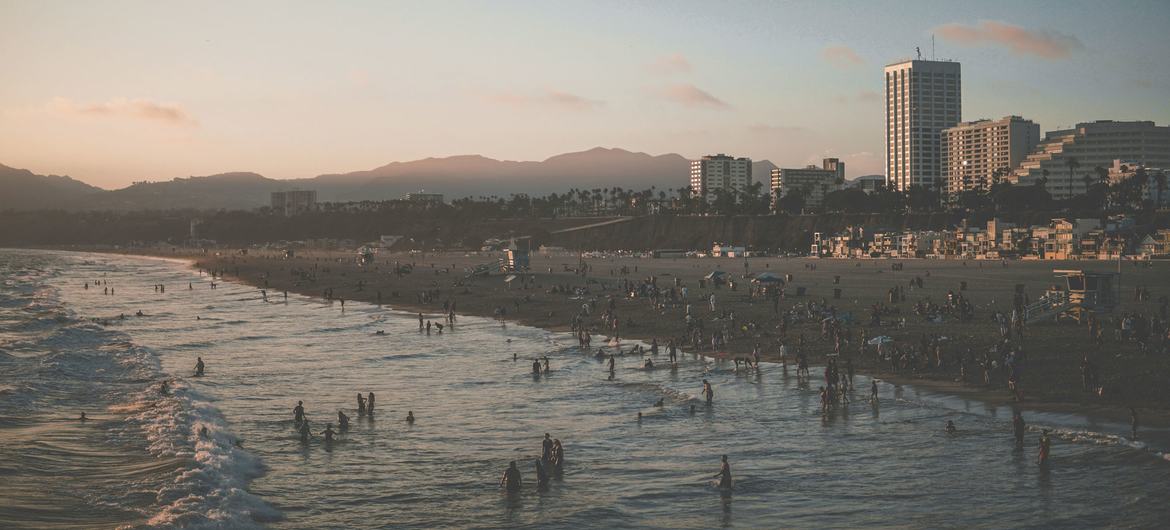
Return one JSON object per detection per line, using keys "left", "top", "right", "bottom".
{"left": 942, "top": 116, "right": 1040, "bottom": 194}
{"left": 884, "top": 59, "right": 962, "bottom": 192}
{"left": 1012, "top": 120, "right": 1170, "bottom": 199}
{"left": 770, "top": 158, "right": 846, "bottom": 211}
{"left": 690, "top": 154, "right": 753, "bottom": 203}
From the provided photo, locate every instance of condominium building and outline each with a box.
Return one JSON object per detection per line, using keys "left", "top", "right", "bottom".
{"left": 942, "top": 116, "right": 1040, "bottom": 194}
{"left": 1012, "top": 121, "right": 1170, "bottom": 199}
{"left": 270, "top": 190, "right": 318, "bottom": 216}
{"left": 884, "top": 59, "right": 962, "bottom": 191}
{"left": 770, "top": 158, "right": 846, "bottom": 211}
{"left": 690, "top": 154, "right": 753, "bottom": 202}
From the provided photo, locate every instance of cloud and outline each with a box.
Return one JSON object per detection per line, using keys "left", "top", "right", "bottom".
{"left": 485, "top": 89, "right": 604, "bottom": 111}
{"left": 49, "top": 97, "right": 197, "bottom": 126}
{"left": 935, "top": 20, "right": 1084, "bottom": 59}
{"left": 821, "top": 45, "right": 864, "bottom": 68}
{"left": 647, "top": 53, "right": 691, "bottom": 75}
{"left": 658, "top": 84, "right": 729, "bottom": 108}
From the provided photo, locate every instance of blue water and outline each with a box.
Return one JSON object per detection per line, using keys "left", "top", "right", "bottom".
{"left": 1, "top": 249, "right": 1168, "bottom": 529}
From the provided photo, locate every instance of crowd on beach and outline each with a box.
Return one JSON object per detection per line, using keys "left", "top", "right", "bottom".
{"left": 74, "top": 254, "right": 1165, "bottom": 502}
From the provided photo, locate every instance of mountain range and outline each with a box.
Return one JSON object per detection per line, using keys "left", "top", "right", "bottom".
{"left": 0, "top": 148, "right": 780, "bottom": 211}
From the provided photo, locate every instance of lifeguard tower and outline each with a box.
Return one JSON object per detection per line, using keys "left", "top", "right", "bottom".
{"left": 1025, "top": 269, "right": 1119, "bottom": 323}
{"left": 503, "top": 237, "right": 531, "bottom": 273}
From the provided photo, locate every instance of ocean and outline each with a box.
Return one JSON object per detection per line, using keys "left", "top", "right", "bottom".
{"left": 1, "top": 249, "right": 1168, "bottom": 529}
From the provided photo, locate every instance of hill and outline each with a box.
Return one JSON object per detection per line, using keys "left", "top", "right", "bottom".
{"left": 0, "top": 164, "right": 103, "bottom": 210}
{"left": 0, "top": 148, "right": 779, "bottom": 210}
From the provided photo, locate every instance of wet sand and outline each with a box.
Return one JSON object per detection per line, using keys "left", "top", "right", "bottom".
{"left": 113, "top": 246, "right": 1170, "bottom": 426}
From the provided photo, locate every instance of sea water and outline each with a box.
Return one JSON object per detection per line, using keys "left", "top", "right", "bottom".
{"left": 1, "top": 249, "right": 1168, "bottom": 529}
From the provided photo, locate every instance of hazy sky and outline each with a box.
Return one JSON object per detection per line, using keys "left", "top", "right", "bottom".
{"left": 2, "top": 0, "right": 1168, "bottom": 189}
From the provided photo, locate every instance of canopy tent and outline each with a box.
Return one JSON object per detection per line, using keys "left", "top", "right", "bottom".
{"left": 752, "top": 272, "right": 784, "bottom": 283}
{"left": 704, "top": 271, "right": 729, "bottom": 280}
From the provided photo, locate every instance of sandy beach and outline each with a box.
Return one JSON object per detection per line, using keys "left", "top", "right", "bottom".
{"left": 96, "top": 246, "right": 1167, "bottom": 427}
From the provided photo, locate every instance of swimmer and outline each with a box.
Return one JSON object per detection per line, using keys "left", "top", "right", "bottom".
{"left": 321, "top": 424, "right": 337, "bottom": 443}
{"left": 644, "top": 358, "right": 654, "bottom": 369}
{"left": 713, "top": 455, "right": 732, "bottom": 490}
{"left": 375, "top": 330, "right": 385, "bottom": 335}
{"left": 532, "top": 359, "right": 542, "bottom": 374}
{"left": 159, "top": 380, "right": 170, "bottom": 396}
{"left": 406, "top": 411, "right": 415, "bottom": 423}
{"left": 1037, "top": 429, "right": 1051, "bottom": 465}
{"left": 702, "top": 379, "right": 713, "bottom": 404}
{"left": 1012, "top": 412, "right": 1026, "bottom": 447}
{"left": 637, "top": 411, "right": 643, "bottom": 422}
{"left": 194, "top": 356, "right": 205, "bottom": 377}
{"left": 357, "top": 393, "right": 366, "bottom": 415}
{"left": 500, "top": 461, "right": 522, "bottom": 493}
{"left": 653, "top": 398, "right": 664, "bottom": 407}
{"left": 534, "top": 459, "right": 549, "bottom": 488}
{"left": 542, "top": 433, "right": 553, "bottom": 461}
{"left": 79, "top": 412, "right": 88, "bottom": 421}
{"left": 135, "top": 310, "right": 144, "bottom": 317}
{"left": 199, "top": 425, "right": 210, "bottom": 439}
{"left": 367, "top": 392, "right": 375, "bottom": 414}
{"left": 338, "top": 410, "right": 350, "bottom": 432}
{"left": 690, "top": 404, "right": 696, "bottom": 414}
{"left": 607, "top": 355, "right": 616, "bottom": 372}
{"left": 542, "top": 356, "right": 550, "bottom": 373}
{"left": 945, "top": 420, "right": 956, "bottom": 434}
{"left": 293, "top": 400, "right": 305, "bottom": 424}
{"left": 869, "top": 380, "right": 879, "bottom": 404}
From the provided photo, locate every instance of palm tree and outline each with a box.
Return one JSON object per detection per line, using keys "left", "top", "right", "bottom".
{"left": 1065, "top": 156, "right": 1080, "bottom": 199}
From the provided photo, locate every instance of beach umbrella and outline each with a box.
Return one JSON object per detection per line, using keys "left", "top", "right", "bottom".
{"left": 867, "top": 336, "right": 893, "bottom": 345}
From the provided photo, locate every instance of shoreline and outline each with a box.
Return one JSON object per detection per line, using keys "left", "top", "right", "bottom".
{"left": 62, "top": 246, "right": 1170, "bottom": 428}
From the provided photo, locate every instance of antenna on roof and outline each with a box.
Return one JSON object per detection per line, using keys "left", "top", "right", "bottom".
{"left": 932, "top": 35, "right": 936, "bottom": 60}
{"left": 916, "top": 46, "right": 921, "bottom": 60}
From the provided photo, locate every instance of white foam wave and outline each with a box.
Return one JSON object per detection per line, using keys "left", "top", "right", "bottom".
{"left": 120, "top": 381, "right": 281, "bottom": 529}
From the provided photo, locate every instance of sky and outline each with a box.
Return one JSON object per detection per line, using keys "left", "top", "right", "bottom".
{"left": 1, "top": 0, "right": 1168, "bottom": 189}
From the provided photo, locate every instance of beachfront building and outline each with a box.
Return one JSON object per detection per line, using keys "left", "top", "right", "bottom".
{"left": 849, "top": 174, "right": 886, "bottom": 194}
{"left": 770, "top": 158, "right": 846, "bottom": 212}
{"left": 1012, "top": 121, "right": 1170, "bottom": 200}
{"left": 403, "top": 191, "right": 445, "bottom": 205}
{"left": 885, "top": 59, "right": 962, "bottom": 192}
{"left": 1138, "top": 229, "right": 1170, "bottom": 259}
{"left": 271, "top": 190, "right": 318, "bottom": 216}
{"left": 1107, "top": 160, "right": 1170, "bottom": 209}
{"left": 942, "top": 116, "right": 1040, "bottom": 195}
{"left": 690, "top": 154, "right": 753, "bottom": 203}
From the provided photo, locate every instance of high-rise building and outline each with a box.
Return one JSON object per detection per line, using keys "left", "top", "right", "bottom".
{"left": 689, "top": 154, "right": 752, "bottom": 202}
{"left": 884, "top": 59, "right": 962, "bottom": 192}
{"left": 1012, "top": 121, "right": 1170, "bottom": 199}
{"left": 270, "top": 190, "right": 318, "bottom": 216}
{"left": 770, "top": 158, "right": 846, "bottom": 211}
{"left": 942, "top": 116, "right": 1040, "bottom": 194}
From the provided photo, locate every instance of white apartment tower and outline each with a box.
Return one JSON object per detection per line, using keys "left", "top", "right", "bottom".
{"left": 884, "top": 59, "right": 962, "bottom": 191}
{"left": 690, "top": 154, "right": 753, "bottom": 202}
{"left": 942, "top": 116, "right": 1040, "bottom": 194}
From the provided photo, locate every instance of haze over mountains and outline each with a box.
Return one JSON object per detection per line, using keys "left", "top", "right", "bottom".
{"left": 0, "top": 148, "right": 780, "bottom": 211}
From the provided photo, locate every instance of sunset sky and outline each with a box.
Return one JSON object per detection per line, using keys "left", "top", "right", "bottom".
{"left": 1, "top": 0, "right": 1168, "bottom": 189}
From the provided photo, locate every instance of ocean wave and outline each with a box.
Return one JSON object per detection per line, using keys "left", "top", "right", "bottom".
{"left": 122, "top": 381, "right": 280, "bottom": 529}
